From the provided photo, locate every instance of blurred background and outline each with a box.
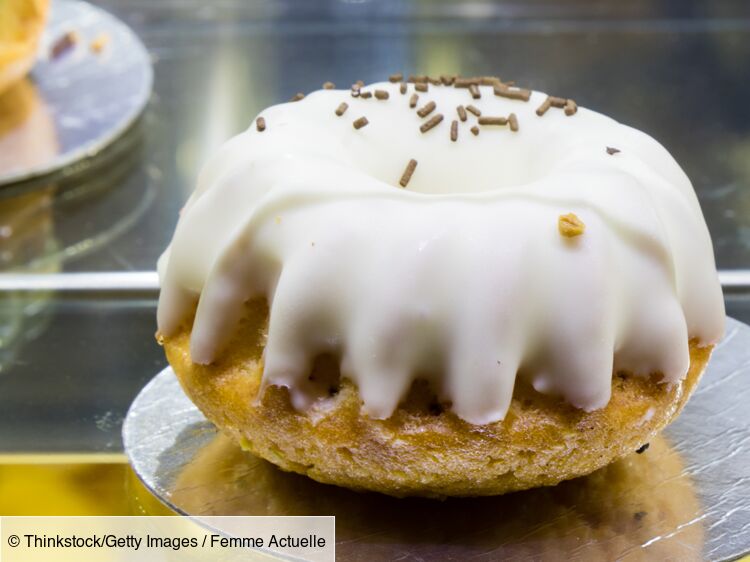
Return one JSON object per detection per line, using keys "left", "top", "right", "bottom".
{"left": 0, "top": 0, "right": 749, "bottom": 519}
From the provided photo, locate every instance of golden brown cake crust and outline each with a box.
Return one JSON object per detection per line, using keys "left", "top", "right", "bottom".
{"left": 162, "top": 299, "right": 712, "bottom": 498}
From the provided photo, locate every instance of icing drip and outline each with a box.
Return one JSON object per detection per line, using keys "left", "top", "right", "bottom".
{"left": 157, "top": 80, "right": 724, "bottom": 425}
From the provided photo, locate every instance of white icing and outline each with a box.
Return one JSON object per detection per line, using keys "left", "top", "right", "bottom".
{"left": 157, "top": 81, "right": 725, "bottom": 425}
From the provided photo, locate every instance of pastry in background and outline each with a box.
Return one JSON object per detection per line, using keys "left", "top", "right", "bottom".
{"left": 0, "top": 0, "right": 49, "bottom": 95}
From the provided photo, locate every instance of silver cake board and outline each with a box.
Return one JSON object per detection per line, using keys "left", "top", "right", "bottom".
{"left": 124, "top": 317, "right": 750, "bottom": 561}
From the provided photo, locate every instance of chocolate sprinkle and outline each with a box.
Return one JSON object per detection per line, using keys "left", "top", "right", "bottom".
{"left": 360, "top": 91, "right": 372, "bottom": 99}
{"left": 400, "top": 82, "right": 407, "bottom": 94}
{"left": 420, "top": 114, "right": 444, "bottom": 133}
{"left": 457, "top": 105, "right": 467, "bottom": 122}
{"left": 470, "top": 126, "right": 480, "bottom": 136}
{"left": 478, "top": 116, "right": 507, "bottom": 126}
{"left": 415, "top": 83, "right": 428, "bottom": 92}
{"left": 450, "top": 120, "right": 458, "bottom": 142}
{"left": 469, "top": 84, "right": 481, "bottom": 99}
{"left": 389, "top": 73, "right": 403, "bottom": 83}
{"left": 353, "top": 116, "right": 369, "bottom": 130}
{"left": 509, "top": 113, "right": 519, "bottom": 132}
{"left": 409, "top": 93, "right": 419, "bottom": 108}
{"left": 417, "top": 101, "right": 437, "bottom": 118}
{"left": 256, "top": 117, "right": 266, "bottom": 132}
{"left": 408, "top": 75, "right": 429, "bottom": 84}
{"left": 291, "top": 92, "right": 305, "bottom": 102}
{"left": 606, "top": 146, "right": 621, "bottom": 155}
{"left": 536, "top": 97, "right": 553, "bottom": 116}
{"left": 480, "top": 76, "right": 502, "bottom": 86}
{"left": 466, "top": 104, "right": 481, "bottom": 117}
{"left": 335, "top": 102, "right": 349, "bottom": 116}
{"left": 374, "top": 89, "right": 389, "bottom": 100}
{"left": 399, "top": 159, "right": 418, "bottom": 188}
{"left": 565, "top": 99, "right": 578, "bottom": 116}
{"left": 322, "top": 81, "right": 335, "bottom": 90}
{"left": 454, "top": 78, "right": 479, "bottom": 88}
{"left": 494, "top": 84, "right": 531, "bottom": 102}
{"left": 441, "top": 74, "right": 456, "bottom": 85}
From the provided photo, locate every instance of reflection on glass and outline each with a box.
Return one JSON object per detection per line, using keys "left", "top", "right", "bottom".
{"left": 0, "top": 109, "right": 152, "bottom": 375}
{"left": 163, "top": 433, "right": 702, "bottom": 561}
{"left": 0, "top": 101, "right": 58, "bottom": 372}
{"left": 0, "top": 78, "right": 58, "bottom": 178}
{"left": 0, "top": 186, "right": 57, "bottom": 272}
{"left": 175, "top": 37, "right": 278, "bottom": 198}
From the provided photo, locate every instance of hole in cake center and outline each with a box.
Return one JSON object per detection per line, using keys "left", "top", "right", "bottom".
{"left": 349, "top": 134, "right": 556, "bottom": 194}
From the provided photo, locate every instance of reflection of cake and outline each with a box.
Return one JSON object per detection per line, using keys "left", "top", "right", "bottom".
{"left": 0, "top": 80, "right": 59, "bottom": 365}
{"left": 0, "top": 185, "right": 55, "bottom": 269}
{"left": 0, "top": 183, "right": 58, "bottom": 374}
{"left": 0, "top": 79, "right": 58, "bottom": 373}
{"left": 0, "top": 0, "right": 49, "bottom": 94}
{"left": 170, "top": 434, "right": 704, "bottom": 560}
{"left": 0, "top": 78, "right": 58, "bottom": 177}
{"left": 157, "top": 76, "right": 725, "bottom": 497}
